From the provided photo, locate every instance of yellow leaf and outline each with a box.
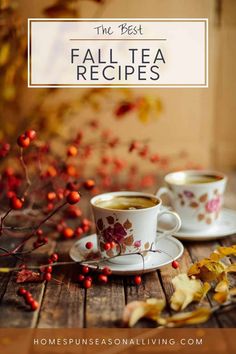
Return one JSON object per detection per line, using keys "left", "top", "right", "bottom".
{"left": 170, "top": 274, "right": 208, "bottom": 311}
{"left": 213, "top": 291, "right": 229, "bottom": 304}
{"left": 163, "top": 308, "right": 211, "bottom": 327}
{"left": 188, "top": 259, "right": 226, "bottom": 281}
{"left": 123, "top": 299, "right": 165, "bottom": 327}
{"left": 226, "top": 264, "right": 236, "bottom": 273}
{"left": 0, "top": 43, "right": 10, "bottom": 66}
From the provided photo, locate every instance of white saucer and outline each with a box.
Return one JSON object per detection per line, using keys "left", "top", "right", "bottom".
{"left": 69, "top": 233, "right": 184, "bottom": 275}
{"left": 161, "top": 208, "right": 236, "bottom": 241}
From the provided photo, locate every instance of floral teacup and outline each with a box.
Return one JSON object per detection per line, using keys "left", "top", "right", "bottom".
{"left": 157, "top": 170, "right": 227, "bottom": 231}
{"left": 90, "top": 191, "right": 181, "bottom": 265}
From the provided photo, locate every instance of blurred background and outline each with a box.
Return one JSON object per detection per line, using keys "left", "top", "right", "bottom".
{"left": 0, "top": 0, "right": 236, "bottom": 184}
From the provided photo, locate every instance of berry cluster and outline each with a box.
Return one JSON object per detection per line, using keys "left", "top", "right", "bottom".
{"left": 17, "top": 288, "right": 39, "bottom": 311}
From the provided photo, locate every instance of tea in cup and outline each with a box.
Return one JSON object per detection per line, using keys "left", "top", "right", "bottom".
{"left": 90, "top": 191, "right": 181, "bottom": 265}
{"left": 156, "top": 170, "right": 227, "bottom": 231}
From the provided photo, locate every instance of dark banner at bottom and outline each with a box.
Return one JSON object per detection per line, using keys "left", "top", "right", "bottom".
{"left": 0, "top": 328, "right": 235, "bottom": 354}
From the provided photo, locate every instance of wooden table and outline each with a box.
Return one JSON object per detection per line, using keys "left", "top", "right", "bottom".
{"left": 0, "top": 175, "right": 236, "bottom": 328}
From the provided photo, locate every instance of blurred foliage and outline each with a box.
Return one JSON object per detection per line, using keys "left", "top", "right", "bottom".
{"left": 0, "top": 0, "right": 163, "bottom": 142}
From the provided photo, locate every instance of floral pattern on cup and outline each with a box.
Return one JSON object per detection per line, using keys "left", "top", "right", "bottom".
{"left": 96, "top": 215, "right": 150, "bottom": 257}
{"left": 177, "top": 188, "right": 222, "bottom": 225}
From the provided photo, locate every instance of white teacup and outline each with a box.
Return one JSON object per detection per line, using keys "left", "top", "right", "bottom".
{"left": 90, "top": 191, "right": 181, "bottom": 265}
{"left": 157, "top": 170, "right": 227, "bottom": 231}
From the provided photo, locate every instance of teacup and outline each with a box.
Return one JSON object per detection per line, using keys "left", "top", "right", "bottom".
{"left": 157, "top": 170, "right": 227, "bottom": 231}
{"left": 90, "top": 191, "right": 181, "bottom": 265}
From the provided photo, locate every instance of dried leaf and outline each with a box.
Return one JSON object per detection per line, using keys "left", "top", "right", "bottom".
{"left": 199, "top": 193, "right": 208, "bottom": 203}
{"left": 123, "top": 219, "right": 132, "bottom": 229}
{"left": 162, "top": 308, "right": 211, "bottom": 327}
{"left": 188, "top": 259, "right": 226, "bottom": 282}
{"left": 226, "top": 264, "right": 236, "bottom": 273}
{"left": 213, "top": 291, "right": 229, "bottom": 304}
{"left": 217, "top": 246, "right": 236, "bottom": 258}
{"left": 170, "top": 274, "right": 209, "bottom": 311}
{"left": 123, "top": 299, "right": 165, "bottom": 327}
{"left": 16, "top": 269, "right": 41, "bottom": 283}
{"left": 189, "top": 202, "right": 199, "bottom": 208}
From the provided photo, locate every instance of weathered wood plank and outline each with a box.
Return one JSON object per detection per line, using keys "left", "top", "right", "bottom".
{"left": 37, "top": 239, "right": 85, "bottom": 328}
{"left": 0, "top": 237, "right": 55, "bottom": 328}
{"left": 85, "top": 275, "right": 125, "bottom": 327}
{"left": 0, "top": 237, "right": 18, "bottom": 302}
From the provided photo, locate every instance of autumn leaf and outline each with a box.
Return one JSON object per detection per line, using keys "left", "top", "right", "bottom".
{"left": 170, "top": 274, "right": 210, "bottom": 311}
{"left": 123, "top": 219, "right": 132, "bottom": 230}
{"left": 124, "top": 235, "right": 134, "bottom": 246}
{"left": 123, "top": 299, "right": 165, "bottom": 327}
{"left": 188, "top": 259, "right": 226, "bottom": 282}
{"left": 199, "top": 193, "right": 208, "bottom": 203}
{"left": 189, "top": 202, "right": 199, "bottom": 208}
{"left": 16, "top": 269, "right": 41, "bottom": 283}
{"left": 161, "top": 308, "right": 211, "bottom": 327}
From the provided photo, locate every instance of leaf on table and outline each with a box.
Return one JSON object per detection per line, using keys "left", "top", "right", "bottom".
{"left": 162, "top": 308, "right": 211, "bottom": 327}
{"left": 123, "top": 298, "right": 165, "bottom": 327}
{"left": 188, "top": 259, "right": 226, "bottom": 282}
{"left": 210, "top": 245, "right": 236, "bottom": 260}
{"left": 16, "top": 269, "right": 41, "bottom": 283}
{"left": 225, "top": 264, "right": 236, "bottom": 273}
{"left": 170, "top": 274, "right": 210, "bottom": 311}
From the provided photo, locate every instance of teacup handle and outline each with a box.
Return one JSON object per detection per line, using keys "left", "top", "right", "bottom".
{"left": 156, "top": 187, "right": 173, "bottom": 200}
{"left": 156, "top": 210, "right": 181, "bottom": 239}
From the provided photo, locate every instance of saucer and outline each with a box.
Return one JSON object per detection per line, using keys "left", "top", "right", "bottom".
{"left": 159, "top": 208, "right": 236, "bottom": 241}
{"left": 69, "top": 233, "right": 184, "bottom": 275}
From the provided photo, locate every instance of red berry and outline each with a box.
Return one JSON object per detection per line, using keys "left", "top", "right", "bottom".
{"left": 44, "top": 266, "right": 52, "bottom": 273}
{"left": 25, "top": 129, "right": 36, "bottom": 141}
{"left": 17, "top": 134, "right": 30, "bottom": 148}
{"left": 62, "top": 227, "right": 74, "bottom": 239}
{"left": 134, "top": 275, "right": 142, "bottom": 286}
{"left": 83, "top": 279, "right": 92, "bottom": 289}
{"left": 36, "top": 229, "right": 43, "bottom": 236}
{"left": 47, "top": 191, "right": 57, "bottom": 201}
{"left": 110, "top": 241, "right": 116, "bottom": 249}
{"left": 104, "top": 242, "right": 111, "bottom": 251}
{"left": 81, "top": 218, "right": 90, "bottom": 227}
{"left": 77, "top": 274, "right": 85, "bottom": 282}
{"left": 30, "top": 300, "right": 39, "bottom": 311}
{"left": 66, "top": 191, "right": 81, "bottom": 205}
{"left": 50, "top": 253, "right": 58, "bottom": 262}
{"left": 172, "top": 260, "right": 179, "bottom": 269}
{"left": 67, "top": 145, "right": 78, "bottom": 157}
{"left": 83, "top": 179, "right": 95, "bottom": 190}
{"left": 10, "top": 196, "right": 23, "bottom": 210}
{"left": 81, "top": 266, "right": 89, "bottom": 274}
{"left": 85, "top": 276, "right": 92, "bottom": 282}
{"left": 98, "top": 274, "right": 108, "bottom": 284}
{"left": 24, "top": 292, "right": 33, "bottom": 304}
{"left": 85, "top": 241, "right": 93, "bottom": 250}
{"left": 43, "top": 272, "right": 52, "bottom": 282}
{"left": 75, "top": 227, "right": 84, "bottom": 237}
{"left": 102, "top": 266, "right": 112, "bottom": 276}
{"left": 17, "top": 287, "right": 27, "bottom": 296}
